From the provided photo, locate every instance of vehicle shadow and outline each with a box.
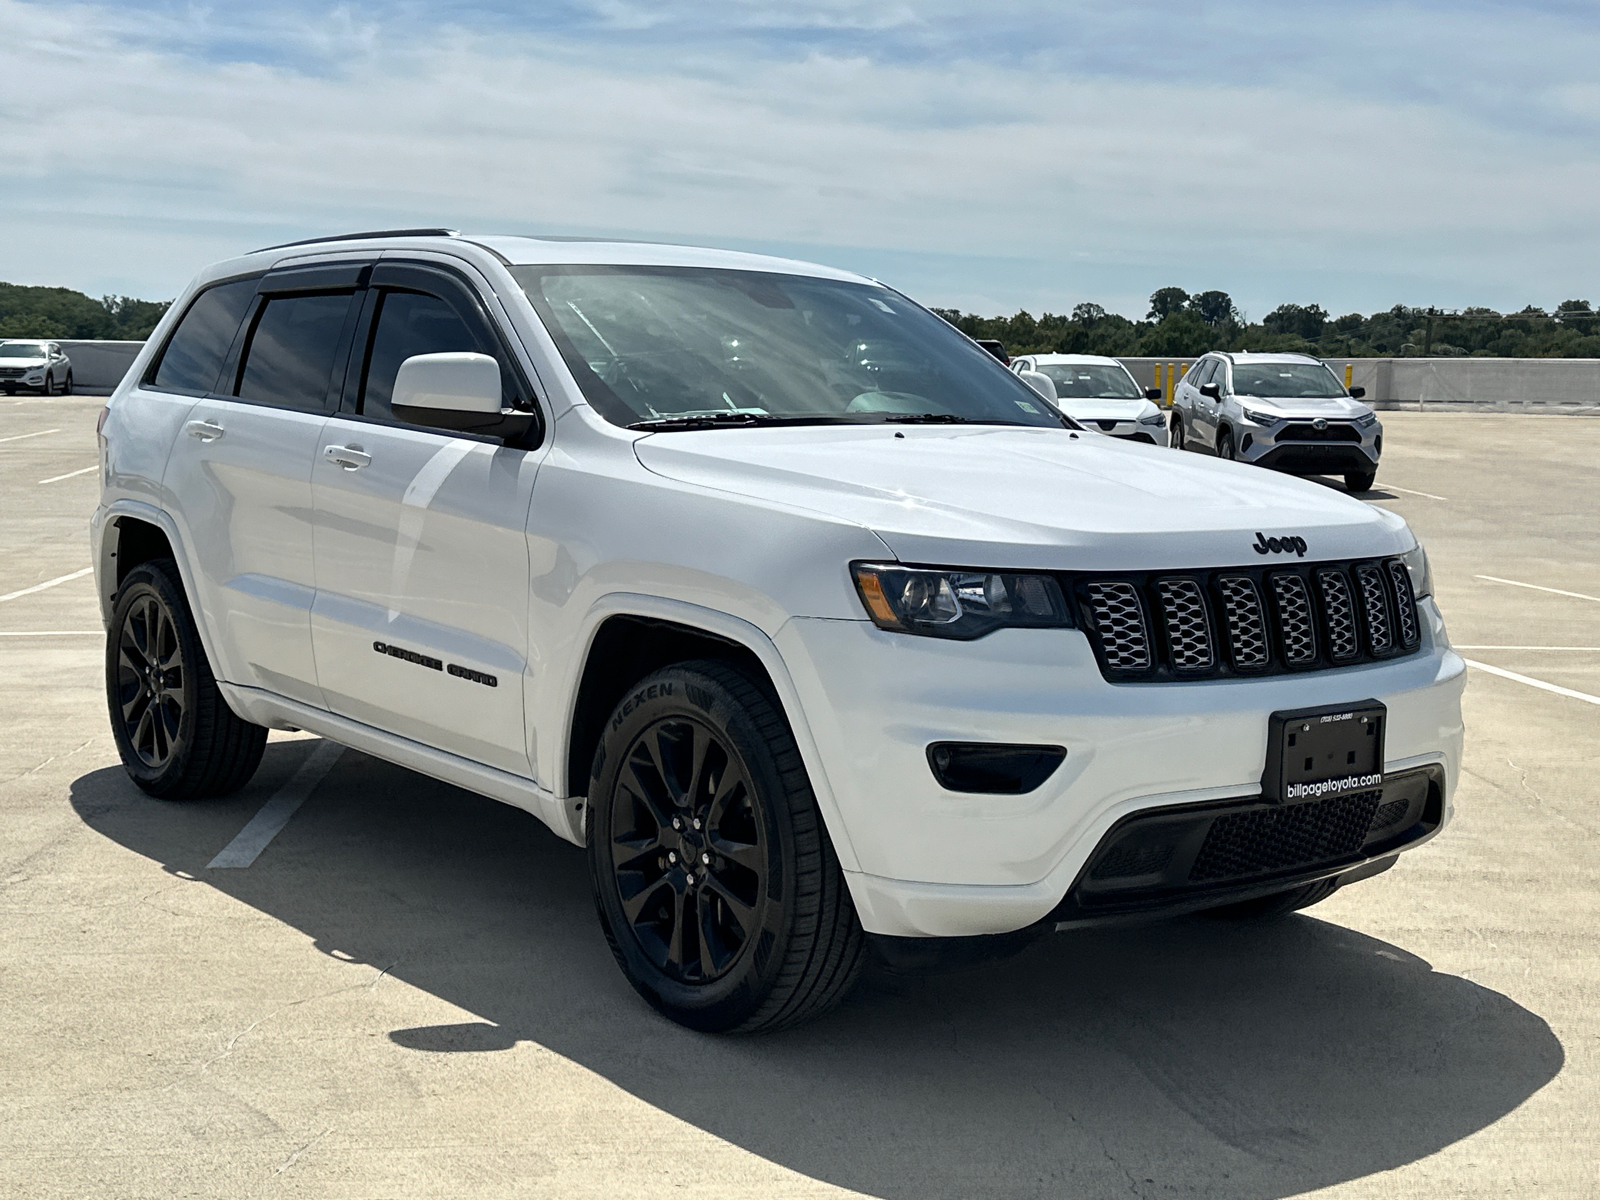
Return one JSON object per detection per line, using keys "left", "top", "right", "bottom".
{"left": 71, "top": 739, "right": 1562, "bottom": 1200}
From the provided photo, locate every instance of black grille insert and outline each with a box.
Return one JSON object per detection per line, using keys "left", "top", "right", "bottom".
{"left": 1069, "top": 557, "right": 1422, "bottom": 682}
{"left": 1280, "top": 422, "right": 1361, "bottom": 442}
{"left": 1189, "top": 790, "right": 1383, "bottom": 882}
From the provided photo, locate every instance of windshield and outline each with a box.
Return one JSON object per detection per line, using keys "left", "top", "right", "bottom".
{"left": 1230, "top": 363, "right": 1347, "bottom": 399}
{"left": 510, "top": 265, "right": 1070, "bottom": 429}
{"left": 0, "top": 343, "right": 47, "bottom": 358}
{"left": 1035, "top": 363, "right": 1141, "bottom": 400}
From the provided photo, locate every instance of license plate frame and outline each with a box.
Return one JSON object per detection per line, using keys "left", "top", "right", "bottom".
{"left": 1262, "top": 700, "right": 1387, "bottom": 804}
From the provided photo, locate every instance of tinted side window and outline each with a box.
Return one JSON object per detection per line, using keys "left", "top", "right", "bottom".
{"left": 151, "top": 279, "right": 258, "bottom": 395}
{"left": 359, "top": 290, "right": 499, "bottom": 421}
{"left": 235, "top": 292, "right": 355, "bottom": 413}
{"left": 1196, "top": 359, "right": 1218, "bottom": 386}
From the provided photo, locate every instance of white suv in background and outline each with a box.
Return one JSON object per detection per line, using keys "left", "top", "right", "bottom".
{"left": 0, "top": 340, "right": 73, "bottom": 395}
{"left": 1172, "top": 351, "right": 1383, "bottom": 493}
{"left": 93, "top": 231, "right": 1463, "bottom": 1032}
{"left": 1011, "top": 353, "right": 1167, "bottom": 442}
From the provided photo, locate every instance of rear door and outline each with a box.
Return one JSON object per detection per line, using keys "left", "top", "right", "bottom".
{"left": 160, "top": 262, "right": 366, "bottom": 707}
{"left": 309, "top": 261, "right": 545, "bottom": 775}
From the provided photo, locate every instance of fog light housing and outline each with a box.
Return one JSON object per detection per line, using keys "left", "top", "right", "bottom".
{"left": 927, "top": 742, "right": 1066, "bottom": 794}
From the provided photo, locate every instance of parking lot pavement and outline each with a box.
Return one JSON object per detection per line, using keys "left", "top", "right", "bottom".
{"left": 1, "top": 403, "right": 1596, "bottom": 1199}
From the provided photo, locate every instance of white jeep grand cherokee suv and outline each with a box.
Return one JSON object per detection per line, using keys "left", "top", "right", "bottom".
{"left": 93, "top": 231, "right": 1465, "bottom": 1032}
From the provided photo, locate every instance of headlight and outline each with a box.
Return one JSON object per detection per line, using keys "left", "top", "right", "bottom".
{"left": 1355, "top": 411, "right": 1379, "bottom": 428}
{"left": 1240, "top": 407, "right": 1280, "bottom": 425}
{"left": 1138, "top": 411, "right": 1166, "bottom": 426}
{"left": 851, "top": 563, "right": 1073, "bottom": 639}
{"left": 1401, "top": 542, "right": 1432, "bottom": 600}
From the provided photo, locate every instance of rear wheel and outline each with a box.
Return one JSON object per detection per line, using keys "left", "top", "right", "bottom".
{"left": 1203, "top": 876, "right": 1341, "bottom": 920}
{"left": 106, "top": 559, "right": 266, "bottom": 799}
{"left": 1345, "top": 469, "right": 1378, "bottom": 493}
{"left": 588, "top": 660, "right": 865, "bottom": 1033}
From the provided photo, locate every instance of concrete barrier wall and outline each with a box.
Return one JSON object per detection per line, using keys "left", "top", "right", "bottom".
{"left": 1115, "top": 356, "right": 1600, "bottom": 414}
{"left": 44, "top": 341, "right": 1600, "bottom": 412}
{"left": 57, "top": 341, "right": 144, "bottom": 394}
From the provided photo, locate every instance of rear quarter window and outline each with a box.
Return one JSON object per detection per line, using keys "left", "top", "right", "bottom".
{"left": 150, "top": 279, "right": 259, "bottom": 395}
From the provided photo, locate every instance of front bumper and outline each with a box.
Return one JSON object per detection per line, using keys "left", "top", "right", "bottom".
{"left": 777, "top": 598, "right": 1463, "bottom": 938}
{"left": 1239, "top": 421, "right": 1380, "bottom": 474}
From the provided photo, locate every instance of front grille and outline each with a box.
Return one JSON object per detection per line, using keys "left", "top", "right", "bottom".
{"left": 1084, "top": 581, "right": 1150, "bottom": 671}
{"left": 0, "top": 368, "right": 24, "bottom": 379}
{"left": 1189, "top": 790, "right": 1383, "bottom": 882}
{"left": 1071, "top": 556, "right": 1422, "bottom": 682}
{"left": 1280, "top": 422, "right": 1361, "bottom": 442}
{"left": 1094, "top": 419, "right": 1120, "bottom": 432}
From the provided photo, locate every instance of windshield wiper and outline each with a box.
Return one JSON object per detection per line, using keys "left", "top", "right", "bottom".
{"left": 628, "top": 413, "right": 853, "bottom": 431}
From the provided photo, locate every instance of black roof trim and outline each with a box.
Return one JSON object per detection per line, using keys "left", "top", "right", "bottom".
{"left": 253, "top": 228, "right": 460, "bottom": 253}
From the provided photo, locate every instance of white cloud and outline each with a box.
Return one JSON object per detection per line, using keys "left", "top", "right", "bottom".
{"left": 2, "top": 0, "right": 1598, "bottom": 317}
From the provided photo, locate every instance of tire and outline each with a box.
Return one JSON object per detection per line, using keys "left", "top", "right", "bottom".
{"left": 588, "top": 659, "right": 866, "bottom": 1033}
{"left": 1169, "top": 415, "right": 1186, "bottom": 450}
{"left": 1203, "top": 876, "right": 1341, "bottom": 921}
{"left": 1217, "top": 426, "right": 1237, "bottom": 460}
{"left": 106, "top": 559, "right": 267, "bottom": 799}
{"left": 1345, "top": 469, "right": 1377, "bottom": 493}
{"left": 42, "top": 373, "right": 55, "bottom": 397}
{"left": 62, "top": 371, "right": 73, "bottom": 396}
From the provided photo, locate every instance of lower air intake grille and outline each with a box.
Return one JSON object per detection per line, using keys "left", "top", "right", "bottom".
{"left": 1189, "top": 790, "right": 1383, "bottom": 882}
{"left": 1085, "top": 581, "right": 1150, "bottom": 671}
{"left": 1370, "top": 796, "right": 1412, "bottom": 831}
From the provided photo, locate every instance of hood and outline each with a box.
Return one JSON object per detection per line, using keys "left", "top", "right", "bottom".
{"left": 634, "top": 424, "right": 1411, "bottom": 571}
{"left": 1056, "top": 398, "right": 1156, "bottom": 423}
{"left": 1239, "top": 394, "right": 1371, "bottom": 419}
{"left": 0, "top": 356, "right": 47, "bottom": 369}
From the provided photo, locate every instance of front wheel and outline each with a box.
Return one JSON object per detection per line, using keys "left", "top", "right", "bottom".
{"left": 1217, "top": 427, "right": 1237, "bottom": 460}
{"left": 1345, "top": 469, "right": 1378, "bottom": 493}
{"left": 588, "top": 660, "right": 865, "bottom": 1033}
{"left": 42, "top": 373, "right": 56, "bottom": 397}
{"left": 62, "top": 371, "right": 73, "bottom": 396}
{"left": 1169, "top": 414, "right": 1186, "bottom": 450}
{"left": 106, "top": 559, "right": 266, "bottom": 799}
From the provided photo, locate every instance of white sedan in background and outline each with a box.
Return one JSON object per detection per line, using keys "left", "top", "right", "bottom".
{"left": 1012, "top": 353, "right": 1165, "bottom": 442}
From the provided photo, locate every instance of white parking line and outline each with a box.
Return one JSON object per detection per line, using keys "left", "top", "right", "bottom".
{"left": 208, "top": 740, "right": 345, "bottom": 869}
{"left": 0, "top": 630, "right": 100, "bottom": 637}
{"left": 1474, "top": 575, "right": 1600, "bottom": 604}
{"left": 0, "top": 428, "right": 61, "bottom": 445}
{"left": 0, "top": 567, "right": 94, "bottom": 604}
{"left": 1455, "top": 645, "right": 1600, "bottom": 651}
{"left": 38, "top": 465, "right": 97, "bottom": 484}
{"left": 1383, "top": 484, "right": 1449, "bottom": 501}
{"left": 1464, "top": 659, "right": 1600, "bottom": 707}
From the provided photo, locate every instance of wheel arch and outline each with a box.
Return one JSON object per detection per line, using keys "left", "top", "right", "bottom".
{"left": 556, "top": 597, "right": 859, "bottom": 871}
{"left": 97, "top": 502, "right": 225, "bottom": 682}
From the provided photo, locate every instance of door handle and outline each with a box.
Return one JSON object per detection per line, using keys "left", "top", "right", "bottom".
{"left": 185, "top": 419, "right": 225, "bottom": 442}
{"left": 323, "top": 444, "right": 371, "bottom": 471}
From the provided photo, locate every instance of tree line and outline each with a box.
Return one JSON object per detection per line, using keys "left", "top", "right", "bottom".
{"left": 933, "top": 288, "right": 1600, "bottom": 359}
{"left": 0, "top": 282, "right": 170, "bottom": 341}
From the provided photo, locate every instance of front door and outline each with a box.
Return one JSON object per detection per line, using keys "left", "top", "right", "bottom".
{"left": 309, "top": 262, "right": 544, "bottom": 775}
{"left": 160, "top": 264, "right": 365, "bottom": 707}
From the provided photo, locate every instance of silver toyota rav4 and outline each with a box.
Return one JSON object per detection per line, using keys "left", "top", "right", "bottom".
{"left": 1171, "top": 352, "right": 1381, "bottom": 493}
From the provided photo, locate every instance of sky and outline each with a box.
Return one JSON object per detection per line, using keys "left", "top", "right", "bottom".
{"left": 2, "top": 0, "right": 1598, "bottom": 320}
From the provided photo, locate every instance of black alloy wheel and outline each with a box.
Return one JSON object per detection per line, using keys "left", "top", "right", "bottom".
{"left": 1218, "top": 427, "right": 1237, "bottom": 460}
{"left": 106, "top": 559, "right": 266, "bottom": 799}
{"left": 588, "top": 660, "right": 865, "bottom": 1033}
{"left": 115, "top": 588, "right": 187, "bottom": 771}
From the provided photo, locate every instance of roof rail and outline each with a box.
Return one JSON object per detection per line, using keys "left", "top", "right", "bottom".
{"left": 253, "top": 228, "right": 460, "bottom": 253}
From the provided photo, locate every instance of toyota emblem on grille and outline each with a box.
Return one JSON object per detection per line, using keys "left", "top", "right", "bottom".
{"left": 1313, "top": 418, "right": 1329, "bottom": 430}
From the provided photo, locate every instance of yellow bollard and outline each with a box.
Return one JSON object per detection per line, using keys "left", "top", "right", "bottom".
{"left": 1154, "top": 362, "right": 1163, "bottom": 398}
{"left": 1345, "top": 363, "right": 1354, "bottom": 389}
{"left": 1167, "top": 362, "right": 1176, "bottom": 405}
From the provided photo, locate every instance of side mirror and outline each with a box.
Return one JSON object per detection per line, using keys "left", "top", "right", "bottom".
{"left": 1144, "top": 387, "right": 1163, "bottom": 401}
{"left": 391, "top": 352, "right": 507, "bottom": 431}
{"left": 1347, "top": 385, "right": 1366, "bottom": 399}
{"left": 1199, "top": 383, "right": 1221, "bottom": 400}
{"left": 1019, "top": 370, "right": 1058, "bottom": 402}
